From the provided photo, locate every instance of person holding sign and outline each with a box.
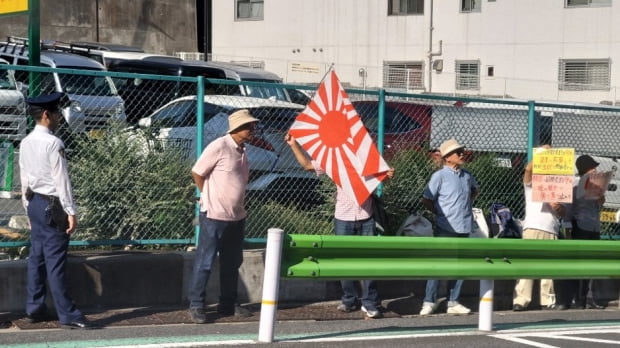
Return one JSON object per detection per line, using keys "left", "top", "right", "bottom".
{"left": 555, "top": 155, "right": 607, "bottom": 310}
{"left": 513, "top": 145, "right": 566, "bottom": 312}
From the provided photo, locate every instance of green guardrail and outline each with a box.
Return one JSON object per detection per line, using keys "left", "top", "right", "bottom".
{"left": 281, "top": 234, "right": 620, "bottom": 280}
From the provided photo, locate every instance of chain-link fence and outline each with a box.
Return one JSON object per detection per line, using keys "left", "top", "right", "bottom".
{"left": 0, "top": 64, "right": 619, "bottom": 254}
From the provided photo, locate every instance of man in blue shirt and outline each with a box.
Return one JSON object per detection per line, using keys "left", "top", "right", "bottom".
{"left": 420, "top": 138, "right": 479, "bottom": 315}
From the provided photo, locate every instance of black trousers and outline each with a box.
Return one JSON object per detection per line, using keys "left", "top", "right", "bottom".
{"left": 554, "top": 227, "right": 600, "bottom": 307}
{"left": 26, "top": 194, "right": 83, "bottom": 324}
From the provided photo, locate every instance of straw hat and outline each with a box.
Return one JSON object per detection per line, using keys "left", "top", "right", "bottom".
{"left": 439, "top": 138, "right": 464, "bottom": 157}
{"left": 227, "top": 109, "right": 259, "bottom": 133}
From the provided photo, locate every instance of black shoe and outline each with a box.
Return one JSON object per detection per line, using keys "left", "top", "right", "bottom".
{"left": 24, "top": 312, "right": 50, "bottom": 324}
{"left": 512, "top": 304, "right": 526, "bottom": 312}
{"left": 336, "top": 303, "right": 358, "bottom": 313}
{"left": 189, "top": 307, "right": 207, "bottom": 324}
{"left": 217, "top": 304, "right": 252, "bottom": 317}
{"left": 555, "top": 304, "right": 569, "bottom": 310}
{"left": 542, "top": 304, "right": 565, "bottom": 310}
{"left": 61, "top": 320, "right": 95, "bottom": 329}
{"left": 585, "top": 299, "right": 606, "bottom": 309}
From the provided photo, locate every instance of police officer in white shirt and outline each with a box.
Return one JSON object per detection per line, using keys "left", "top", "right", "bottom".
{"left": 19, "top": 92, "right": 93, "bottom": 329}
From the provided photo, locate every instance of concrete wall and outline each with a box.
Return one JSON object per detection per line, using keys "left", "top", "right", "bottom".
{"left": 1, "top": 250, "right": 618, "bottom": 313}
{"left": 0, "top": 0, "right": 197, "bottom": 55}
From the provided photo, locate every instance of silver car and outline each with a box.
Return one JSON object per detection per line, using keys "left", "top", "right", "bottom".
{"left": 136, "top": 95, "right": 305, "bottom": 173}
{"left": 0, "top": 40, "right": 126, "bottom": 137}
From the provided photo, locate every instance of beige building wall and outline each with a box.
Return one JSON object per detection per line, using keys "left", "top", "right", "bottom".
{"left": 210, "top": 0, "right": 620, "bottom": 104}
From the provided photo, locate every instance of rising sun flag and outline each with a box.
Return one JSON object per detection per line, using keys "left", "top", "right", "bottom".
{"left": 289, "top": 70, "right": 391, "bottom": 206}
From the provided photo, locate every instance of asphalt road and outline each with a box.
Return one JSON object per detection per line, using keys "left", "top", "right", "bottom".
{"left": 1, "top": 305, "right": 619, "bottom": 347}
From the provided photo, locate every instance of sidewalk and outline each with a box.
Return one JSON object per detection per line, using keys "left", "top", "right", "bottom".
{"left": 2, "top": 296, "right": 618, "bottom": 331}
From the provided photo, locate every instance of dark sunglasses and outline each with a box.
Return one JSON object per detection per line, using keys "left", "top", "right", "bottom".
{"left": 450, "top": 149, "right": 465, "bottom": 156}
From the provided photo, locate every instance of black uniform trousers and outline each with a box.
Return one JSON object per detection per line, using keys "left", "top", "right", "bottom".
{"left": 26, "top": 193, "right": 83, "bottom": 324}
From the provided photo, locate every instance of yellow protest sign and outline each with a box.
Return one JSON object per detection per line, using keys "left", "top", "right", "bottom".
{"left": 0, "top": 0, "right": 27, "bottom": 15}
{"left": 532, "top": 147, "right": 575, "bottom": 175}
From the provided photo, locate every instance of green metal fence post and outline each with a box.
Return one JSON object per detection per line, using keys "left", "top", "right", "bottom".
{"left": 376, "top": 88, "right": 386, "bottom": 196}
{"left": 527, "top": 100, "right": 536, "bottom": 161}
{"left": 194, "top": 76, "right": 205, "bottom": 246}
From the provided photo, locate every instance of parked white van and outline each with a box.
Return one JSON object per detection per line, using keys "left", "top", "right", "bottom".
{"left": 0, "top": 40, "right": 126, "bottom": 136}
{"left": 0, "top": 58, "right": 26, "bottom": 142}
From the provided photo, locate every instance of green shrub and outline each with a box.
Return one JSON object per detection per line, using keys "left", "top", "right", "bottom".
{"left": 246, "top": 201, "right": 333, "bottom": 238}
{"left": 381, "top": 148, "right": 438, "bottom": 234}
{"left": 466, "top": 153, "right": 525, "bottom": 218}
{"left": 69, "top": 124, "right": 194, "bottom": 242}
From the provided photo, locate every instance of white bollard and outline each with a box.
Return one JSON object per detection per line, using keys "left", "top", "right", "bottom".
{"left": 478, "top": 279, "right": 494, "bottom": 331}
{"left": 257, "top": 228, "right": 285, "bottom": 343}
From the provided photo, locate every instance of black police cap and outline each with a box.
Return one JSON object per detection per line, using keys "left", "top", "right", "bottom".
{"left": 25, "top": 92, "right": 69, "bottom": 111}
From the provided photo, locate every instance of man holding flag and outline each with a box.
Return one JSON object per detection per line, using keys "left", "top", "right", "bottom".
{"left": 287, "top": 70, "right": 394, "bottom": 319}
{"left": 286, "top": 134, "right": 393, "bottom": 318}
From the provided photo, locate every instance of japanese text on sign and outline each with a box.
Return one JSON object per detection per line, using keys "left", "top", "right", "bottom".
{"left": 532, "top": 147, "right": 575, "bottom": 175}
{"left": 532, "top": 174, "right": 573, "bottom": 203}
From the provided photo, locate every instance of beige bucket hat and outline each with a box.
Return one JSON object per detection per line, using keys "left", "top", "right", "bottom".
{"left": 227, "top": 109, "right": 260, "bottom": 133}
{"left": 439, "top": 138, "right": 465, "bottom": 157}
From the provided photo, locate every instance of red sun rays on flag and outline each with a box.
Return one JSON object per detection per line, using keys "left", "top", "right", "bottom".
{"left": 289, "top": 70, "right": 391, "bottom": 205}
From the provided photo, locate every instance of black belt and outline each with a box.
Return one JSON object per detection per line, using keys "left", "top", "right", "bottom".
{"left": 34, "top": 192, "right": 58, "bottom": 202}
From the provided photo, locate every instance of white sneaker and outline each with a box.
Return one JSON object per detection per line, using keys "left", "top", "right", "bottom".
{"left": 419, "top": 303, "right": 434, "bottom": 315}
{"left": 361, "top": 305, "right": 382, "bottom": 319}
{"left": 419, "top": 301, "right": 440, "bottom": 315}
{"left": 447, "top": 303, "right": 471, "bottom": 315}
{"left": 419, "top": 297, "right": 445, "bottom": 316}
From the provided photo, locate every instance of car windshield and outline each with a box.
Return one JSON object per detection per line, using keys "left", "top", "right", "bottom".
{"left": 242, "top": 83, "right": 289, "bottom": 102}
{"left": 58, "top": 73, "right": 117, "bottom": 96}
{"left": 149, "top": 102, "right": 300, "bottom": 130}
{"left": 150, "top": 100, "right": 197, "bottom": 127}
{"left": 0, "top": 68, "right": 16, "bottom": 90}
{"left": 245, "top": 107, "right": 300, "bottom": 131}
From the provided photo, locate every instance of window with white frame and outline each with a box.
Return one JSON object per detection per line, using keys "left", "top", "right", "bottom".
{"left": 461, "top": 0, "right": 481, "bottom": 12}
{"left": 558, "top": 59, "right": 610, "bottom": 91}
{"left": 236, "top": 0, "right": 264, "bottom": 20}
{"left": 565, "top": 0, "right": 611, "bottom": 8}
{"left": 388, "top": 0, "right": 424, "bottom": 15}
{"left": 455, "top": 61, "right": 480, "bottom": 90}
{"left": 383, "top": 62, "right": 424, "bottom": 90}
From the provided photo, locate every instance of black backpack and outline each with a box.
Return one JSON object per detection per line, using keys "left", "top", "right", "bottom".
{"left": 489, "top": 203, "right": 522, "bottom": 238}
{"left": 371, "top": 194, "right": 390, "bottom": 235}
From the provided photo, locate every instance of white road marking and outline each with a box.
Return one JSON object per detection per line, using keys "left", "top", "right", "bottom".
{"left": 491, "top": 326, "right": 620, "bottom": 347}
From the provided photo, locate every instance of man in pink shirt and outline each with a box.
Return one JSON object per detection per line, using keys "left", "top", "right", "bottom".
{"left": 188, "top": 109, "right": 258, "bottom": 323}
{"left": 286, "top": 134, "right": 394, "bottom": 319}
